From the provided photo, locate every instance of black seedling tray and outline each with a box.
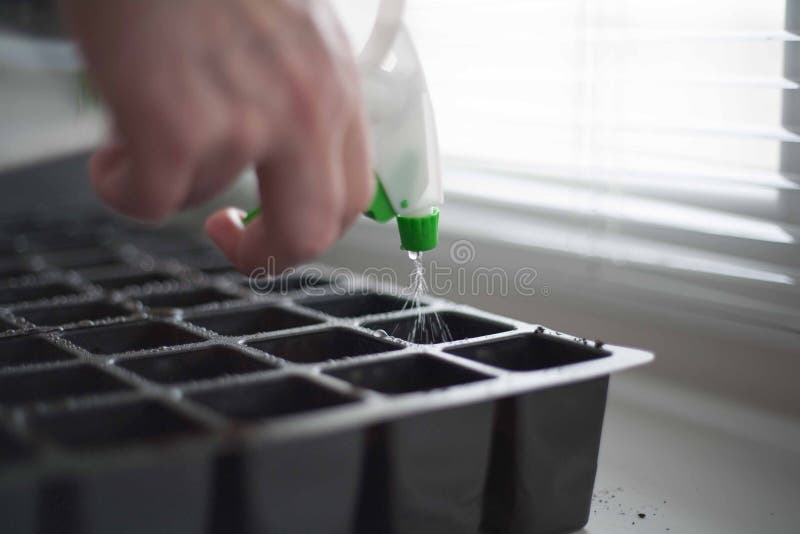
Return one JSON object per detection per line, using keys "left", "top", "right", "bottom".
{"left": 0, "top": 214, "right": 652, "bottom": 534}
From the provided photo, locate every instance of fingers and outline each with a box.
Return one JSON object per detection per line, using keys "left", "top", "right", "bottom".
{"left": 340, "top": 108, "right": 374, "bottom": 229}
{"left": 205, "top": 207, "right": 246, "bottom": 261}
{"left": 89, "top": 142, "right": 128, "bottom": 182}
{"left": 89, "top": 142, "right": 131, "bottom": 206}
{"left": 235, "top": 135, "right": 345, "bottom": 274}
{"left": 98, "top": 91, "right": 263, "bottom": 222}
{"left": 89, "top": 29, "right": 263, "bottom": 221}
{"left": 69, "top": 2, "right": 207, "bottom": 222}
{"left": 206, "top": 110, "right": 373, "bottom": 276}
{"left": 182, "top": 112, "right": 264, "bottom": 208}
{"left": 93, "top": 83, "right": 204, "bottom": 221}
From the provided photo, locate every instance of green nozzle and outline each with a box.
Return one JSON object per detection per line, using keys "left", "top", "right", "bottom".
{"left": 397, "top": 208, "right": 439, "bottom": 252}
{"left": 243, "top": 207, "right": 261, "bottom": 225}
{"left": 363, "top": 179, "right": 396, "bottom": 223}
{"left": 364, "top": 175, "right": 439, "bottom": 252}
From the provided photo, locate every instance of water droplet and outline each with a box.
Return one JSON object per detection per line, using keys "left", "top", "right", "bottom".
{"left": 150, "top": 307, "right": 181, "bottom": 319}
{"left": 374, "top": 329, "right": 389, "bottom": 338}
{"left": 407, "top": 250, "right": 422, "bottom": 261}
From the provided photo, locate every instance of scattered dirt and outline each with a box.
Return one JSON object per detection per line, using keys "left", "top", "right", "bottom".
{"left": 590, "top": 487, "right": 669, "bottom": 530}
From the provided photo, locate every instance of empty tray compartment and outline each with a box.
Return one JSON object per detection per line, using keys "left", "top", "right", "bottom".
{"left": 0, "top": 282, "right": 80, "bottom": 305}
{"left": 41, "top": 248, "right": 120, "bottom": 270}
{"left": 28, "top": 398, "right": 204, "bottom": 451}
{"left": 229, "top": 429, "right": 363, "bottom": 534}
{"left": 0, "top": 427, "right": 35, "bottom": 534}
{"left": 184, "top": 252, "right": 237, "bottom": 276}
{"left": 186, "top": 305, "right": 321, "bottom": 337}
{"left": 74, "top": 259, "right": 132, "bottom": 275}
{"left": 299, "top": 293, "right": 420, "bottom": 318}
{"left": 0, "top": 235, "right": 16, "bottom": 252}
{"left": 119, "top": 345, "right": 276, "bottom": 385}
{"left": 243, "top": 272, "right": 331, "bottom": 295}
{"left": 247, "top": 328, "right": 401, "bottom": 364}
{"left": 326, "top": 353, "right": 491, "bottom": 395}
{"left": 0, "top": 336, "right": 76, "bottom": 370}
{"left": 137, "top": 287, "right": 239, "bottom": 309}
{"left": 356, "top": 403, "right": 495, "bottom": 534}
{"left": 0, "top": 317, "right": 17, "bottom": 332}
{"left": 29, "top": 397, "right": 212, "bottom": 534}
{"left": 172, "top": 249, "right": 228, "bottom": 267}
{"left": 0, "top": 364, "right": 130, "bottom": 407}
{"left": 63, "top": 321, "right": 205, "bottom": 355}
{"left": 23, "top": 232, "right": 101, "bottom": 252}
{"left": 188, "top": 375, "right": 356, "bottom": 423}
{"left": 198, "top": 265, "right": 238, "bottom": 277}
{"left": 0, "top": 260, "right": 33, "bottom": 280}
{"left": 363, "top": 311, "right": 514, "bottom": 344}
{"left": 0, "top": 426, "right": 32, "bottom": 464}
{"left": 481, "top": 377, "right": 609, "bottom": 534}
{"left": 91, "top": 272, "right": 178, "bottom": 291}
{"left": 446, "top": 333, "right": 611, "bottom": 371}
{"left": 131, "top": 235, "right": 209, "bottom": 255}
{"left": 15, "top": 301, "right": 130, "bottom": 327}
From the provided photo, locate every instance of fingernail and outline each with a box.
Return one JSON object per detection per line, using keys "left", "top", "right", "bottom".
{"left": 227, "top": 208, "right": 247, "bottom": 229}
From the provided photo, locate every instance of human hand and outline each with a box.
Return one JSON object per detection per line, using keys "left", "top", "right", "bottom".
{"left": 61, "top": 0, "right": 372, "bottom": 273}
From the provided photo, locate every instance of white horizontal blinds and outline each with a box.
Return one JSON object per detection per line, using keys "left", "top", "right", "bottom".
{"left": 407, "top": 0, "right": 788, "bottom": 171}
{"left": 405, "top": 0, "right": 800, "bottom": 328}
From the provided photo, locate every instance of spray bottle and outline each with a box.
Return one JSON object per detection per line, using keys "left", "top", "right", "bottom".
{"left": 358, "top": 0, "right": 442, "bottom": 253}
{"left": 246, "top": 0, "right": 442, "bottom": 253}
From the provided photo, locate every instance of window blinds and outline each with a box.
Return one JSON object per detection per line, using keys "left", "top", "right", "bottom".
{"left": 406, "top": 0, "right": 800, "bottom": 333}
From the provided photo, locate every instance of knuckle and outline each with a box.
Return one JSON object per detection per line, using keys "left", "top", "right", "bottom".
{"left": 288, "top": 73, "right": 349, "bottom": 136}
{"left": 161, "top": 115, "right": 204, "bottom": 172}
{"left": 282, "top": 68, "right": 319, "bottom": 133}
{"left": 281, "top": 52, "right": 353, "bottom": 135}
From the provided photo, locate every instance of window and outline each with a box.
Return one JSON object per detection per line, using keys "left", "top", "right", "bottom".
{"left": 405, "top": 0, "right": 800, "bottom": 334}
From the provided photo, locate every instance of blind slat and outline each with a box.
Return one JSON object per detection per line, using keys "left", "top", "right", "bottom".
{"left": 447, "top": 161, "right": 800, "bottom": 226}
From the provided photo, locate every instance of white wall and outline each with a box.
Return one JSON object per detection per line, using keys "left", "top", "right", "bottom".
{"left": 0, "top": 64, "right": 103, "bottom": 172}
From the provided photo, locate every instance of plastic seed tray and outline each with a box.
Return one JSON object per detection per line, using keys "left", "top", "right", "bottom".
{"left": 0, "top": 214, "right": 652, "bottom": 534}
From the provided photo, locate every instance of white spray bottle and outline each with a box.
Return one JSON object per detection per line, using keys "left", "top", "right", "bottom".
{"left": 353, "top": 0, "right": 443, "bottom": 253}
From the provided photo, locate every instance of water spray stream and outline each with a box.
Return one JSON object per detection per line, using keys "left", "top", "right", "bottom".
{"left": 401, "top": 251, "right": 453, "bottom": 344}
